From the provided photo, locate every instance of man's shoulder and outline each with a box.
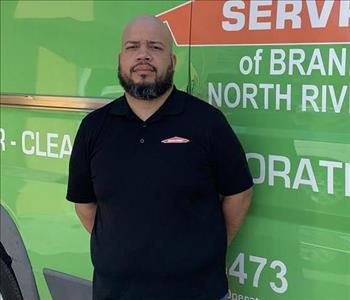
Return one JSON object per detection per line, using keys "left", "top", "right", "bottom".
{"left": 81, "top": 96, "right": 123, "bottom": 127}
{"left": 179, "top": 90, "right": 224, "bottom": 121}
{"left": 76, "top": 96, "right": 124, "bottom": 141}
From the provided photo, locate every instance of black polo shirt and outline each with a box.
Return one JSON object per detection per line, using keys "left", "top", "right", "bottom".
{"left": 66, "top": 87, "right": 253, "bottom": 300}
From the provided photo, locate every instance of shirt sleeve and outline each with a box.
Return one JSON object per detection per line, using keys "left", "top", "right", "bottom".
{"left": 210, "top": 110, "right": 253, "bottom": 196}
{"left": 66, "top": 119, "right": 97, "bottom": 203}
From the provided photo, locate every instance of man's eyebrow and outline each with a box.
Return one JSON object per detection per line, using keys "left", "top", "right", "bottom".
{"left": 124, "top": 41, "right": 164, "bottom": 45}
{"left": 124, "top": 41, "right": 140, "bottom": 45}
{"left": 148, "top": 41, "right": 164, "bottom": 46}
{"left": 123, "top": 40, "right": 166, "bottom": 48}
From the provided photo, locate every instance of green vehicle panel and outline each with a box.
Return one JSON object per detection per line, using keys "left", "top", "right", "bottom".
{"left": 1, "top": 1, "right": 349, "bottom": 300}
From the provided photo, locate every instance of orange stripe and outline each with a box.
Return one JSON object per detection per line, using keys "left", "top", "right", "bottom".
{"left": 158, "top": 0, "right": 350, "bottom": 45}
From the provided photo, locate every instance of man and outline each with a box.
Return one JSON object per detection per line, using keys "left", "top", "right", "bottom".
{"left": 67, "top": 16, "right": 253, "bottom": 300}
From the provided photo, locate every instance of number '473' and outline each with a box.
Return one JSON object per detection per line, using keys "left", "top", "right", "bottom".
{"left": 228, "top": 253, "right": 288, "bottom": 294}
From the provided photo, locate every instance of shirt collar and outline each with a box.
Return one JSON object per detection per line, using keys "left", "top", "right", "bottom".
{"left": 109, "top": 86, "right": 185, "bottom": 119}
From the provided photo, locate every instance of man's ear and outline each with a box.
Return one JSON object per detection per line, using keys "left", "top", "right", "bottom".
{"left": 172, "top": 54, "right": 177, "bottom": 68}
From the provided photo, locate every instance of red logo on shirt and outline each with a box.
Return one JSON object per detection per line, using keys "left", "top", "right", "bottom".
{"left": 161, "top": 136, "right": 190, "bottom": 144}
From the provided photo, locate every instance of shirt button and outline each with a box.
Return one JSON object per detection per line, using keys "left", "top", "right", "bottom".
{"left": 142, "top": 124, "right": 147, "bottom": 128}
{"left": 140, "top": 138, "right": 145, "bottom": 144}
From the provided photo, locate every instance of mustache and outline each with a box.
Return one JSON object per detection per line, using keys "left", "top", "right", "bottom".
{"left": 131, "top": 63, "right": 156, "bottom": 72}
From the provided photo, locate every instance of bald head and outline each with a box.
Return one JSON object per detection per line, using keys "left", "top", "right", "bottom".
{"left": 118, "top": 15, "right": 176, "bottom": 100}
{"left": 122, "top": 15, "right": 174, "bottom": 52}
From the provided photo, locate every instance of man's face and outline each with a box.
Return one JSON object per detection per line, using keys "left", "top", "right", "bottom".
{"left": 118, "top": 19, "right": 176, "bottom": 100}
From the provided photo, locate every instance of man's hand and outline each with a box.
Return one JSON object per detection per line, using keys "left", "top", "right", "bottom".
{"left": 222, "top": 187, "right": 253, "bottom": 245}
{"left": 75, "top": 202, "right": 97, "bottom": 234}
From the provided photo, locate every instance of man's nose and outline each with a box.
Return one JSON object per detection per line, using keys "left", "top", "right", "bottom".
{"left": 136, "top": 47, "right": 151, "bottom": 61}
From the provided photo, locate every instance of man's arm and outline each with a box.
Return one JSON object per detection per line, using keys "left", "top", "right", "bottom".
{"left": 75, "top": 203, "right": 97, "bottom": 234}
{"left": 222, "top": 187, "right": 253, "bottom": 245}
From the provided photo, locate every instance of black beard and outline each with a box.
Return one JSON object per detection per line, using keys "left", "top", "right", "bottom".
{"left": 118, "top": 64, "right": 174, "bottom": 101}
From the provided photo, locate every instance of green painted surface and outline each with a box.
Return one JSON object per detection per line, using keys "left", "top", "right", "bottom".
{"left": 0, "top": 107, "right": 90, "bottom": 300}
{"left": 1, "top": 1, "right": 350, "bottom": 300}
{"left": 190, "top": 43, "right": 350, "bottom": 299}
{"left": 0, "top": 0, "right": 189, "bottom": 97}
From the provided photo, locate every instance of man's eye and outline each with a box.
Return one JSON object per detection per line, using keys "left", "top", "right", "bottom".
{"left": 126, "top": 46, "right": 137, "bottom": 50}
{"left": 151, "top": 46, "right": 163, "bottom": 50}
